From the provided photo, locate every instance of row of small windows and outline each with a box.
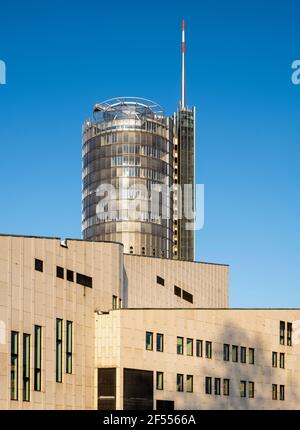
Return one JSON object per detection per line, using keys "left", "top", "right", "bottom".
{"left": 145, "top": 333, "right": 212, "bottom": 358}
{"left": 272, "top": 384, "right": 285, "bottom": 401}
{"left": 35, "top": 259, "right": 92, "bottom": 288}
{"left": 156, "top": 276, "right": 194, "bottom": 304}
{"left": 156, "top": 373, "right": 285, "bottom": 400}
{"left": 11, "top": 326, "right": 43, "bottom": 401}
{"left": 280, "top": 321, "right": 292, "bottom": 346}
{"left": 11, "top": 320, "right": 73, "bottom": 402}
{"left": 272, "top": 351, "right": 285, "bottom": 368}
{"left": 223, "top": 344, "right": 255, "bottom": 365}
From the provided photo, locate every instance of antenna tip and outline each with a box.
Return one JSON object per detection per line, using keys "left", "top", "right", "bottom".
{"left": 182, "top": 19, "right": 185, "bottom": 31}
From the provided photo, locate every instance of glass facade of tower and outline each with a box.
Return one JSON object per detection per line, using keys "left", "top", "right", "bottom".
{"left": 173, "top": 107, "right": 195, "bottom": 261}
{"left": 82, "top": 98, "right": 174, "bottom": 258}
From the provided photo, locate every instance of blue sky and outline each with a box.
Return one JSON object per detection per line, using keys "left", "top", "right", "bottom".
{"left": 0, "top": 0, "right": 299, "bottom": 307}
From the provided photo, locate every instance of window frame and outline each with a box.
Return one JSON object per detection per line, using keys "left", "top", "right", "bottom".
{"left": 232, "top": 345, "right": 239, "bottom": 363}
{"left": 176, "top": 373, "right": 184, "bottom": 392}
{"left": 11, "top": 331, "right": 19, "bottom": 401}
{"left": 186, "top": 338, "right": 193, "bottom": 356}
{"left": 56, "top": 318, "right": 63, "bottom": 383}
{"left": 205, "top": 341, "right": 212, "bottom": 359}
{"left": 215, "top": 377, "right": 221, "bottom": 395}
{"left": 34, "top": 325, "right": 42, "bottom": 391}
{"left": 156, "top": 371, "right": 164, "bottom": 390}
{"left": 146, "top": 331, "right": 153, "bottom": 351}
{"left": 66, "top": 320, "right": 72, "bottom": 374}
{"left": 23, "top": 333, "right": 30, "bottom": 402}
{"left": 186, "top": 375, "right": 193, "bottom": 393}
{"left": 223, "top": 378, "right": 230, "bottom": 396}
{"left": 205, "top": 376, "right": 212, "bottom": 395}
{"left": 223, "top": 343, "right": 230, "bottom": 361}
{"left": 156, "top": 333, "right": 164, "bottom": 352}
{"left": 177, "top": 336, "right": 184, "bottom": 355}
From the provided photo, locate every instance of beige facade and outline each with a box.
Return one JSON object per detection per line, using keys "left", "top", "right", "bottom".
{"left": 123, "top": 254, "right": 228, "bottom": 309}
{"left": 96, "top": 309, "right": 300, "bottom": 410}
{"left": 0, "top": 234, "right": 228, "bottom": 409}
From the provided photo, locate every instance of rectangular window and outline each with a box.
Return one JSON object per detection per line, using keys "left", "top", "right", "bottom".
{"left": 215, "top": 378, "right": 221, "bottom": 395}
{"left": 232, "top": 345, "right": 238, "bottom": 362}
{"left": 156, "top": 276, "right": 165, "bottom": 286}
{"left": 280, "top": 321, "right": 285, "bottom": 345}
{"left": 34, "top": 326, "right": 42, "bottom": 391}
{"left": 112, "top": 295, "right": 118, "bottom": 310}
{"left": 287, "top": 322, "right": 292, "bottom": 346}
{"left": 182, "top": 290, "right": 193, "bottom": 304}
{"left": 205, "top": 377, "right": 212, "bottom": 394}
{"left": 249, "top": 348, "right": 255, "bottom": 365}
{"left": 177, "top": 337, "right": 184, "bottom": 355}
{"left": 35, "top": 258, "right": 43, "bottom": 272}
{"left": 272, "top": 384, "right": 278, "bottom": 400}
{"left": 223, "top": 344, "right": 230, "bottom": 361}
{"left": 177, "top": 374, "right": 184, "bottom": 392}
{"left": 240, "top": 346, "right": 246, "bottom": 363}
{"left": 240, "top": 381, "right": 247, "bottom": 398}
{"left": 272, "top": 351, "right": 278, "bottom": 368}
{"left": 205, "top": 341, "right": 212, "bottom": 359}
{"left": 248, "top": 381, "right": 255, "bottom": 398}
{"left": 56, "top": 266, "right": 64, "bottom": 279}
{"left": 223, "top": 379, "right": 230, "bottom": 396}
{"left": 280, "top": 385, "right": 285, "bottom": 401}
{"left": 187, "top": 338, "right": 193, "bottom": 356}
{"left": 196, "top": 340, "right": 203, "bottom": 357}
{"left": 66, "top": 321, "right": 72, "bottom": 374}
{"left": 146, "top": 332, "right": 153, "bottom": 351}
{"left": 174, "top": 285, "right": 181, "bottom": 297}
{"left": 187, "top": 375, "right": 193, "bottom": 393}
{"left": 279, "top": 352, "right": 285, "bottom": 369}
{"left": 23, "top": 334, "right": 30, "bottom": 401}
{"left": 11, "top": 331, "right": 19, "bottom": 400}
{"left": 76, "top": 273, "right": 92, "bottom": 288}
{"left": 56, "top": 319, "right": 63, "bottom": 383}
{"left": 67, "top": 270, "right": 74, "bottom": 282}
{"left": 156, "top": 333, "right": 164, "bottom": 352}
{"left": 156, "top": 372, "right": 163, "bottom": 390}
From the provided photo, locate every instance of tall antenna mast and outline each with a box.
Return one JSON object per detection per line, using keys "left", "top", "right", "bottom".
{"left": 181, "top": 18, "right": 186, "bottom": 108}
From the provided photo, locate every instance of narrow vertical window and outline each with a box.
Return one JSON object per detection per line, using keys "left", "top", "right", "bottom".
{"left": 112, "top": 295, "right": 118, "bottom": 310}
{"left": 23, "top": 334, "right": 30, "bottom": 401}
{"left": 287, "top": 322, "right": 292, "bottom": 346}
{"left": 280, "top": 385, "right": 285, "bottom": 400}
{"left": 248, "top": 381, "right": 255, "bottom": 398}
{"left": 186, "top": 375, "right": 193, "bottom": 393}
{"left": 56, "top": 319, "right": 63, "bottom": 383}
{"left": 215, "top": 378, "right": 221, "bottom": 395}
{"left": 177, "top": 374, "right": 184, "bottom": 392}
{"left": 196, "top": 340, "right": 203, "bottom": 357}
{"left": 156, "top": 372, "right": 163, "bottom": 390}
{"left": 177, "top": 337, "right": 184, "bottom": 355}
{"left": 240, "top": 346, "right": 246, "bottom": 363}
{"left": 240, "top": 380, "right": 247, "bottom": 398}
{"left": 223, "top": 379, "right": 230, "bottom": 396}
{"left": 146, "top": 332, "right": 153, "bottom": 351}
{"left": 156, "top": 333, "right": 164, "bottom": 352}
{"left": 279, "top": 352, "right": 285, "bottom": 369}
{"left": 232, "top": 345, "right": 238, "bottom": 362}
{"left": 11, "top": 331, "right": 19, "bottom": 400}
{"left": 272, "top": 384, "right": 278, "bottom": 400}
{"left": 187, "top": 338, "right": 193, "bottom": 356}
{"left": 66, "top": 321, "right": 72, "bottom": 374}
{"left": 205, "top": 377, "right": 212, "bottom": 394}
{"left": 205, "top": 341, "right": 212, "bottom": 359}
{"left": 272, "top": 351, "right": 277, "bottom": 368}
{"left": 34, "top": 326, "right": 42, "bottom": 391}
{"left": 223, "top": 344, "right": 230, "bottom": 361}
{"left": 249, "top": 348, "right": 255, "bottom": 364}
{"left": 280, "top": 321, "right": 285, "bottom": 345}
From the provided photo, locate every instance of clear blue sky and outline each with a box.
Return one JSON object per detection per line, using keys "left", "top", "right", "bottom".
{"left": 0, "top": 0, "right": 299, "bottom": 307}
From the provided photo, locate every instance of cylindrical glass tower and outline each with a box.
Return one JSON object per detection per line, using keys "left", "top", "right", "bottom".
{"left": 82, "top": 97, "right": 173, "bottom": 258}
